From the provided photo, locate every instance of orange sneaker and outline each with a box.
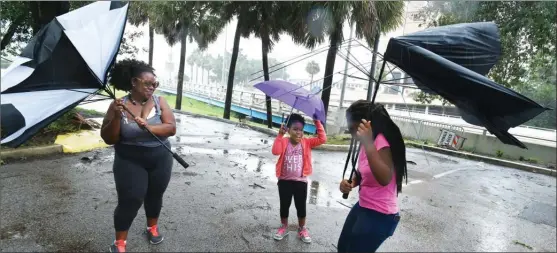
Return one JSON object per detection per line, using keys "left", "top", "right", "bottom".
{"left": 109, "top": 240, "right": 126, "bottom": 252}
{"left": 146, "top": 225, "right": 164, "bottom": 244}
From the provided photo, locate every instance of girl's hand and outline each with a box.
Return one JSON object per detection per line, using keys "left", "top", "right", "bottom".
{"left": 356, "top": 119, "right": 373, "bottom": 142}
{"left": 134, "top": 116, "right": 148, "bottom": 128}
{"left": 278, "top": 124, "right": 288, "bottom": 135}
{"left": 339, "top": 179, "right": 358, "bottom": 194}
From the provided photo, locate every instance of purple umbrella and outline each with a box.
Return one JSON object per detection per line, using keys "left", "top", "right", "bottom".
{"left": 254, "top": 80, "right": 326, "bottom": 124}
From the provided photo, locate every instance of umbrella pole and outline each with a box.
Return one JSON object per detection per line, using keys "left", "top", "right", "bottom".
{"left": 370, "top": 60, "right": 387, "bottom": 105}
{"left": 284, "top": 98, "right": 298, "bottom": 128}
{"left": 121, "top": 105, "right": 190, "bottom": 169}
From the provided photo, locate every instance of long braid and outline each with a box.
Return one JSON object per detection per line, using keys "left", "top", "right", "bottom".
{"left": 346, "top": 100, "right": 408, "bottom": 193}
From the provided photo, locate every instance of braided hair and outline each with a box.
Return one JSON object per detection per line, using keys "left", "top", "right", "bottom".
{"left": 346, "top": 100, "right": 408, "bottom": 193}
{"left": 108, "top": 59, "right": 155, "bottom": 92}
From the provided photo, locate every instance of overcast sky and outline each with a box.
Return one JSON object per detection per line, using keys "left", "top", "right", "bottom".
{"left": 128, "top": 1, "right": 427, "bottom": 84}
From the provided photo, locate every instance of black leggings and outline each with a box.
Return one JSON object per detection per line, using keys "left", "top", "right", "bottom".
{"left": 113, "top": 143, "right": 173, "bottom": 231}
{"left": 278, "top": 180, "right": 308, "bottom": 219}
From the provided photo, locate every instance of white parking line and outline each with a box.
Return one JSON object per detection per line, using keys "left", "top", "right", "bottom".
{"left": 408, "top": 180, "right": 424, "bottom": 184}
{"left": 432, "top": 168, "right": 463, "bottom": 179}
{"left": 404, "top": 169, "right": 465, "bottom": 187}
{"left": 403, "top": 179, "right": 424, "bottom": 187}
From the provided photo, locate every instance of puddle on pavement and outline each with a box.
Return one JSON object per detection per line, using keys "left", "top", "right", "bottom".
{"left": 170, "top": 132, "right": 270, "bottom": 147}
{"left": 475, "top": 214, "right": 513, "bottom": 251}
{"left": 427, "top": 154, "right": 459, "bottom": 164}
{"left": 172, "top": 145, "right": 342, "bottom": 208}
{"left": 309, "top": 181, "right": 320, "bottom": 205}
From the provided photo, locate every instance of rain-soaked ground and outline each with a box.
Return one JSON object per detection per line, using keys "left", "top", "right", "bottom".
{"left": 1, "top": 114, "right": 556, "bottom": 252}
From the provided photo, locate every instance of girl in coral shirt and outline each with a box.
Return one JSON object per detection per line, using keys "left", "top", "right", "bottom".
{"left": 271, "top": 113, "right": 327, "bottom": 243}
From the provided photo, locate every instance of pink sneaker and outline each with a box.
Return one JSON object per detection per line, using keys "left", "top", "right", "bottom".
{"left": 298, "top": 226, "right": 312, "bottom": 243}
{"left": 273, "top": 224, "right": 288, "bottom": 241}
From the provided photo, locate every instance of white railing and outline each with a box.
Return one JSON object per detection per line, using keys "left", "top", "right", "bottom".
{"left": 161, "top": 83, "right": 556, "bottom": 142}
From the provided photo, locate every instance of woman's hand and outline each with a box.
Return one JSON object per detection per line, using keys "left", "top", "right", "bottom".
{"left": 134, "top": 116, "right": 148, "bottom": 128}
{"left": 110, "top": 99, "right": 125, "bottom": 118}
{"left": 339, "top": 179, "right": 358, "bottom": 194}
{"left": 356, "top": 119, "right": 373, "bottom": 143}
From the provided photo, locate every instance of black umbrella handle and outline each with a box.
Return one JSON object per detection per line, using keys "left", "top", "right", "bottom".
{"left": 121, "top": 105, "right": 189, "bottom": 169}
{"left": 172, "top": 152, "right": 190, "bottom": 169}
{"left": 342, "top": 179, "right": 352, "bottom": 199}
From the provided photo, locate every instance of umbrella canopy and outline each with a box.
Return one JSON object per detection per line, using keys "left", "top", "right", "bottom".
{"left": 382, "top": 22, "right": 549, "bottom": 149}
{"left": 254, "top": 80, "right": 327, "bottom": 123}
{"left": 1, "top": 1, "right": 128, "bottom": 147}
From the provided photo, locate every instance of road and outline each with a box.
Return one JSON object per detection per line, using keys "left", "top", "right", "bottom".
{"left": 1, "top": 114, "right": 556, "bottom": 252}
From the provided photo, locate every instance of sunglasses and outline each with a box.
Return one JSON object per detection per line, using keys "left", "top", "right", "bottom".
{"left": 134, "top": 77, "right": 159, "bottom": 89}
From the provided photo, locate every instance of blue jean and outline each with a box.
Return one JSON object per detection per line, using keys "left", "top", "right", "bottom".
{"left": 337, "top": 202, "right": 400, "bottom": 253}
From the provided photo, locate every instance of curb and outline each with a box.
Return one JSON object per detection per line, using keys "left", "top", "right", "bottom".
{"left": 316, "top": 140, "right": 557, "bottom": 177}
{"left": 404, "top": 142, "right": 557, "bottom": 177}
{"left": 174, "top": 110, "right": 556, "bottom": 177}
{"left": 0, "top": 145, "right": 64, "bottom": 160}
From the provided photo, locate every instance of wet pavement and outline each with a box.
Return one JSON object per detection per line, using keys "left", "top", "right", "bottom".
{"left": 1, "top": 114, "right": 556, "bottom": 252}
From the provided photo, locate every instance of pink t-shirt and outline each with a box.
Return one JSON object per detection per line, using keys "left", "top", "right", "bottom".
{"left": 279, "top": 142, "right": 307, "bottom": 182}
{"left": 357, "top": 133, "right": 398, "bottom": 214}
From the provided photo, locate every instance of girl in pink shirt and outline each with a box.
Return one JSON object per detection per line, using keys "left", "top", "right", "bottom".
{"left": 271, "top": 113, "right": 327, "bottom": 243}
{"left": 338, "top": 100, "right": 408, "bottom": 253}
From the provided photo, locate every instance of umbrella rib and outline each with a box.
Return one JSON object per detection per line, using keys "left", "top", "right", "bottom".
{"left": 248, "top": 46, "right": 331, "bottom": 83}
{"left": 340, "top": 44, "right": 369, "bottom": 76}
{"left": 258, "top": 61, "right": 373, "bottom": 103}
{"left": 254, "top": 62, "right": 370, "bottom": 109}
{"left": 250, "top": 38, "right": 359, "bottom": 77}
{"left": 396, "top": 90, "right": 432, "bottom": 169}
{"left": 337, "top": 50, "right": 370, "bottom": 77}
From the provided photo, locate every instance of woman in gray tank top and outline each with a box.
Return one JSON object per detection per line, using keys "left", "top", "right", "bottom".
{"left": 100, "top": 59, "right": 176, "bottom": 253}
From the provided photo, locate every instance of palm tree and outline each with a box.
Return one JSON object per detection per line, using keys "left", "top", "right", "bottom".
{"left": 203, "top": 54, "right": 214, "bottom": 86}
{"left": 186, "top": 53, "right": 195, "bottom": 85}
{"left": 187, "top": 49, "right": 203, "bottom": 85}
{"left": 289, "top": 1, "right": 405, "bottom": 116}
{"left": 150, "top": 2, "right": 225, "bottom": 110}
{"left": 219, "top": 2, "right": 290, "bottom": 127}
{"left": 127, "top": 2, "right": 155, "bottom": 66}
{"left": 305, "top": 60, "right": 320, "bottom": 83}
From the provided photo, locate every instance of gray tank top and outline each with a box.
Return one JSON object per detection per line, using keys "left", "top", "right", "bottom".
{"left": 118, "top": 94, "right": 169, "bottom": 147}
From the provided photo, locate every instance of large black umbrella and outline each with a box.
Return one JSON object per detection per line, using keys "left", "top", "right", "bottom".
{"left": 342, "top": 22, "right": 550, "bottom": 199}
{"left": 375, "top": 21, "right": 550, "bottom": 149}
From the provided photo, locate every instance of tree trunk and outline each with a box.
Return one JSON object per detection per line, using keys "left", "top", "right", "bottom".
{"left": 176, "top": 29, "right": 188, "bottom": 110}
{"left": 195, "top": 66, "right": 199, "bottom": 84}
{"left": 0, "top": 13, "right": 26, "bottom": 51}
{"left": 261, "top": 33, "right": 273, "bottom": 129}
{"left": 148, "top": 23, "right": 154, "bottom": 66}
{"left": 207, "top": 69, "right": 211, "bottom": 85}
{"left": 223, "top": 19, "right": 242, "bottom": 120}
{"left": 321, "top": 22, "right": 342, "bottom": 118}
{"left": 30, "top": 1, "right": 70, "bottom": 35}
{"left": 190, "top": 64, "right": 194, "bottom": 84}
{"left": 310, "top": 74, "right": 314, "bottom": 84}
{"left": 201, "top": 67, "right": 205, "bottom": 85}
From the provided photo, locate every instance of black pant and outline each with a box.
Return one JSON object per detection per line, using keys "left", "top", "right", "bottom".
{"left": 113, "top": 143, "right": 173, "bottom": 231}
{"left": 278, "top": 180, "right": 308, "bottom": 219}
{"left": 337, "top": 202, "right": 400, "bottom": 253}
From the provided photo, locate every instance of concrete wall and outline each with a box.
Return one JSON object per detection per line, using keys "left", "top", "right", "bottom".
{"left": 392, "top": 119, "right": 557, "bottom": 166}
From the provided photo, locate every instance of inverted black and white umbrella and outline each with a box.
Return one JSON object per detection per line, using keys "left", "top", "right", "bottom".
{"left": 0, "top": 1, "right": 189, "bottom": 168}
